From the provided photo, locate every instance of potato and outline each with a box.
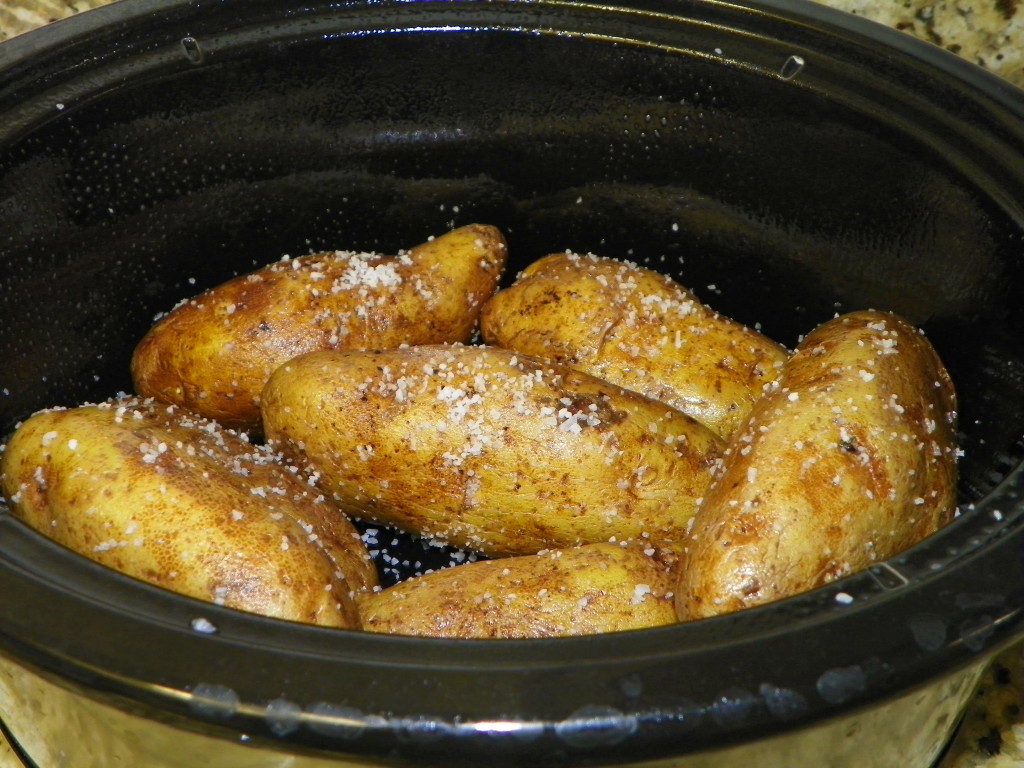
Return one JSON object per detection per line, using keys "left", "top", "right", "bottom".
{"left": 0, "top": 397, "right": 378, "bottom": 628}
{"left": 357, "top": 543, "right": 678, "bottom": 638}
{"left": 675, "top": 310, "right": 958, "bottom": 619}
{"left": 132, "top": 224, "right": 508, "bottom": 432}
{"left": 480, "top": 252, "right": 788, "bottom": 439}
{"left": 261, "top": 345, "right": 725, "bottom": 558}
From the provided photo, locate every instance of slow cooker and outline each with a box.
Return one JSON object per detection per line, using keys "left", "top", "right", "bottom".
{"left": 2, "top": 0, "right": 1024, "bottom": 766}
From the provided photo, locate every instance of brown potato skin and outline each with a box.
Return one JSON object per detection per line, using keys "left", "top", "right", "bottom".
{"left": 675, "top": 310, "right": 958, "bottom": 619}
{"left": 132, "top": 224, "right": 507, "bottom": 432}
{"left": 357, "top": 543, "right": 678, "bottom": 638}
{"left": 0, "top": 398, "right": 378, "bottom": 627}
{"left": 261, "top": 345, "right": 724, "bottom": 558}
{"left": 480, "top": 252, "right": 788, "bottom": 439}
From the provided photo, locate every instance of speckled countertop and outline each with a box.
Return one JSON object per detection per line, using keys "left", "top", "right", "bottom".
{"left": 822, "top": 0, "right": 1023, "bottom": 87}
{"left": 1, "top": 1, "right": 1023, "bottom": 768}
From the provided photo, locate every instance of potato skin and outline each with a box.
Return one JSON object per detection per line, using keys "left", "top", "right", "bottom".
{"left": 357, "top": 543, "right": 678, "bottom": 638}
{"left": 0, "top": 398, "right": 378, "bottom": 627}
{"left": 261, "top": 345, "right": 724, "bottom": 557}
{"left": 132, "top": 224, "right": 507, "bottom": 432}
{"left": 480, "top": 252, "right": 788, "bottom": 439}
{"left": 675, "top": 310, "right": 958, "bottom": 619}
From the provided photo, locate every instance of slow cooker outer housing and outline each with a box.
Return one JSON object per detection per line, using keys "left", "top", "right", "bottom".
{"left": 2, "top": 0, "right": 1024, "bottom": 766}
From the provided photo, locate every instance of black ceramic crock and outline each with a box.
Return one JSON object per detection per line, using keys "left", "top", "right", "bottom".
{"left": 2, "top": 1, "right": 1024, "bottom": 766}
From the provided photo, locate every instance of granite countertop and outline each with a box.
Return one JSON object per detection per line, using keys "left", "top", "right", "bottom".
{"left": 1, "top": 1, "right": 1023, "bottom": 768}
{"left": 818, "top": 0, "right": 1023, "bottom": 88}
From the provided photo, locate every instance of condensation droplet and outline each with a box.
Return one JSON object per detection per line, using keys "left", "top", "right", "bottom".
{"left": 396, "top": 715, "right": 453, "bottom": 745}
{"left": 959, "top": 614, "right": 996, "bottom": 652}
{"left": 264, "top": 698, "right": 303, "bottom": 737}
{"left": 709, "top": 687, "right": 759, "bottom": 729}
{"left": 555, "top": 705, "right": 637, "bottom": 748}
{"left": 181, "top": 37, "right": 206, "bottom": 65}
{"left": 816, "top": 665, "right": 866, "bottom": 704}
{"left": 189, "top": 683, "right": 240, "bottom": 718}
{"left": 305, "top": 702, "right": 379, "bottom": 740}
{"left": 909, "top": 613, "right": 948, "bottom": 651}
{"left": 619, "top": 673, "right": 644, "bottom": 697}
{"left": 759, "top": 683, "right": 809, "bottom": 721}
{"left": 779, "top": 54, "right": 805, "bottom": 81}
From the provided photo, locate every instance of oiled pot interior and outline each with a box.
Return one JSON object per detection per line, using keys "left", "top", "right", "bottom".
{"left": 2, "top": 1, "right": 1024, "bottom": 765}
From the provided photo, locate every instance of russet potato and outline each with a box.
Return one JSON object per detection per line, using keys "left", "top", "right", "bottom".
{"left": 480, "top": 252, "right": 788, "bottom": 439}
{"left": 358, "top": 542, "right": 678, "bottom": 638}
{"left": 132, "top": 224, "right": 508, "bottom": 433}
{"left": 261, "top": 345, "right": 725, "bottom": 558}
{"left": 0, "top": 397, "right": 378, "bottom": 628}
{"left": 675, "top": 310, "right": 959, "bottom": 619}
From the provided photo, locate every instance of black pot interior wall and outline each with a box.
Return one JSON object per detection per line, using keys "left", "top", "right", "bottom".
{"left": 2, "top": 23, "right": 1024, "bottom": 568}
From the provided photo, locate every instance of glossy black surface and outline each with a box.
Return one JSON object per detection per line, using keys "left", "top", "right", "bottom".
{"left": 2, "top": 0, "right": 1024, "bottom": 765}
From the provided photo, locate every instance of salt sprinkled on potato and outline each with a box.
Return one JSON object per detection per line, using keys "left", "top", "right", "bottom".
{"left": 675, "top": 309, "right": 958, "bottom": 619}
{"left": 261, "top": 344, "right": 725, "bottom": 558}
{"left": 480, "top": 252, "right": 788, "bottom": 439}
{"left": 131, "top": 224, "right": 508, "bottom": 433}
{"left": 0, "top": 397, "right": 378, "bottom": 628}
{"left": 357, "top": 542, "right": 678, "bottom": 638}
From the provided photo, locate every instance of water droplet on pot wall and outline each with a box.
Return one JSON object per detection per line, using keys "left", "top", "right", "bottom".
{"left": 709, "top": 687, "right": 760, "bottom": 729}
{"left": 265, "top": 697, "right": 302, "bottom": 736}
{"left": 759, "top": 682, "right": 809, "bottom": 720}
{"left": 305, "top": 702, "right": 376, "bottom": 740}
{"left": 181, "top": 37, "right": 206, "bottom": 65}
{"left": 909, "top": 613, "right": 948, "bottom": 651}
{"left": 779, "top": 55, "right": 806, "bottom": 81}
{"left": 817, "top": 664, "right": 867, "bottom": 704}
{"left": 554, "top": 705, "right": 637, "bottom": 748}
{"left": 189, "top": 683, "right": 240, "bottom": 718}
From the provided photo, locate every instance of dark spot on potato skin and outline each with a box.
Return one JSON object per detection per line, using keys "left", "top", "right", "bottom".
{"left": 535, "top": 392, "right": 628, "bottom": 429}
{"left": 740, "top": 577, "right": 761, "bottom": 597}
